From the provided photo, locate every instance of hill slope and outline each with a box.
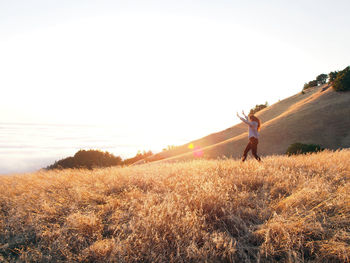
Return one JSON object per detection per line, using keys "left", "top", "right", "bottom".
{"left": 0, "top": 150, "right": 349, "bottom": 262}
{"left": 141, "top": 85, "right": 350, "bottom": 163}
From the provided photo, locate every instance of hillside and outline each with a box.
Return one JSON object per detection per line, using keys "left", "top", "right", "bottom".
{"left": 0, "top": 150, "right": 349, "bottom": 262}
{"left": 139, "top": 84, "right": 350, "bottom": 163}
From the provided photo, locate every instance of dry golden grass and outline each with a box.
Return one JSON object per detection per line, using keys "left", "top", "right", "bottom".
{"left": 0, "top": 150, "right": 349, "bottom": 262}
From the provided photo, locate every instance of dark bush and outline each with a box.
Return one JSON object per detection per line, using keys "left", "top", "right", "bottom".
{"left": 333, "top": 66, "right": 350, "bottom": 92}
{"left": 47, "top": 150, "right": 123, "bottom": 170}
{"left": 286, "top": 143, "right": 324, "bottom": 156}
{"left": 328, "top": 71, "right": 339, "bottom": 83}
{"left": 249, "top": 102, "right": 268, "bottom": 115}
{"left": 122, "top": 150, "right": 153, "bottom": 165}
{"left": 303, "top": 80, "right": 318, "bottom": 90}
{"left": 316, "top": 73, "right": 328, "bottom": 85}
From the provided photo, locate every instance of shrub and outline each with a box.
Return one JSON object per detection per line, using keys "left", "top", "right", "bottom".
{"left": 328, "top": 71, "right": 339, "bottom": 83}
{"left": 122, "top": 150, "right": 153, "bottom": 165}
{"left": 316, "top": 73, "right": 328, "bottom": 85}
{"left": 286, "top": 143, "right": 324, "bottom": 156}
{"left": 162, "top": 145, "right": 177, "bottom": 151}
{"left": 303, "top": 80, "right": 318, "bottom": 90}
{"left": 249, "top": 102, "right": 268, "bottom": 115}
{"left": 47, "top": 149, "right": 123, "bottom": 170}
{"left": 333, "top": 66, "right": 350, "bottom": 92}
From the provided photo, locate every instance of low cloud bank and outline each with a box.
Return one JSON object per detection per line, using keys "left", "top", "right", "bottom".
{"left": 0, "top": 156, "right": 56, "bottom": 175}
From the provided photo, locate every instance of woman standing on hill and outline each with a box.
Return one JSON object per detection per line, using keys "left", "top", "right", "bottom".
{"left": 236, "top": 111, "right": 261, "bottom": 162}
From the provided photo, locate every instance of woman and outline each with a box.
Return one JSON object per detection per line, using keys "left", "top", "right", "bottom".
{"left": 236, "top": 111, "right": 261, "bottom": 162}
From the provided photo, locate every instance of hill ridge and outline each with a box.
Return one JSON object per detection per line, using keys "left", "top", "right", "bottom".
{"left": 138, "top": 85, "right": 350, "bottom": 164}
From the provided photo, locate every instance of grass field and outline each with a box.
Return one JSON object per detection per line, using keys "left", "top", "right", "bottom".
{"left": 0, "top": 150, "right": 349, "bottom": 262}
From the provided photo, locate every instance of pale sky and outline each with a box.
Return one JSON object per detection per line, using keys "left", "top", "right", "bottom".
{"left": 1, "top": 0, "right": 350, "bottom": 151}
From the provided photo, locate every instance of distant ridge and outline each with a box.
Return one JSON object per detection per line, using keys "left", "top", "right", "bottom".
{"left": 138, "top": 84, "right": 350, "bottom": 163}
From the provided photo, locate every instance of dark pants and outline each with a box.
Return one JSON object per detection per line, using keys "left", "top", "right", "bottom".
{"left": 242, "top": 137, "right": 261, "bottom": 161}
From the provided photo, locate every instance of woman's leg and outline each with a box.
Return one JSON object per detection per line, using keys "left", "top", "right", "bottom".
{"left": 251, "top": 138, "right": 261, "bottom": 161}
{"left": 242, "top": 140, "right": 252, "bottom": 161}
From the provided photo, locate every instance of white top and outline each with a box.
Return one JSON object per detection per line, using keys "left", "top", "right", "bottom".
{"left": 239, "top": 116, "right": 259, "bottom": 139}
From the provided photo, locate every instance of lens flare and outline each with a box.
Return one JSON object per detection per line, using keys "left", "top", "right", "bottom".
{"left": 193, "top": 146, "right": 204, "bottom": 158}
{"left": 188, "top": 143, "right": 203, "bottom": 157}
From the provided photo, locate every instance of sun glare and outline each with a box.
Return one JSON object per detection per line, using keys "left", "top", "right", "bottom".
{"left": 188, "top": 143, "right": 204, "bottom": 158}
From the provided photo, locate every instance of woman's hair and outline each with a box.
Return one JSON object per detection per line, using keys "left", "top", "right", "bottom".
{"left": 249, "top": 115, "right": 261, "bottom": 131}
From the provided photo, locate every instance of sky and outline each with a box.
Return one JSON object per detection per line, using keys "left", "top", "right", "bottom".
{"left": 1, "top": 0, "right": 350, "bottom": 157}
